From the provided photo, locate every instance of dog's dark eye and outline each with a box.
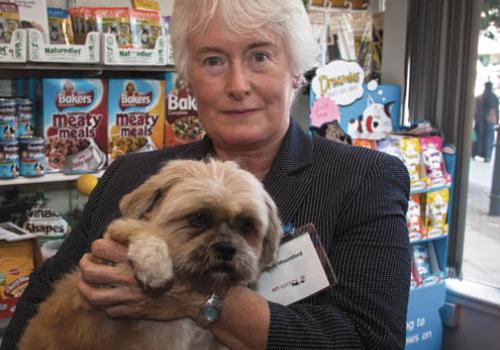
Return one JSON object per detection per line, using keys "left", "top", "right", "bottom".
{"left": 187, "top": 211, "right": 212, "bottom": 228}
{"left": 237, "top": 217, "right": 255, "bottom": 235}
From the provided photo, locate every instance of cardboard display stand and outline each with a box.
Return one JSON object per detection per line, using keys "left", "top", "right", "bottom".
{"left": 28, "top": 29, "right": 100, "bottom": 64}
{"left": 0, "top": 30, "right": 27, "bottom": 63}
{"left": 103, "top": 33, "right": 169, "bottom": 66}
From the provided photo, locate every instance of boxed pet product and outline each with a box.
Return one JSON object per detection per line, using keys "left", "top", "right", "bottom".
{"left": 12, "top": 0, "right": 49, "bottom": 36}
{"left": 0, "top": 222, "right": 42, "bottom": 319}
{"left": 42, "top": 78, "right": 108, "bottom": 174}
{"left": 108, "top": 79, "right": 165, "bottom": 163}
{"left": 164, "top": 72, "right": 204, "bottom": 148}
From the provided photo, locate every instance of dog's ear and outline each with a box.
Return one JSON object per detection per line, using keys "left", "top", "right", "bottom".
{"left": 119, "top": 161, "right": 187, "bottom": 219}
{"left": 259, "top": 193, "right": 283, "bottom": 270}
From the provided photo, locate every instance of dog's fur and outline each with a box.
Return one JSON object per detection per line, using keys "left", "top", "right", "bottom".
{"left": 19, "top": 159, "right": 282, "bottom": 350}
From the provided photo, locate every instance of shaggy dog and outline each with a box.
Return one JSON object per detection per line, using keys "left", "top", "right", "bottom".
{"left": 19, "top": 159, "right": 282, "bottom": 350}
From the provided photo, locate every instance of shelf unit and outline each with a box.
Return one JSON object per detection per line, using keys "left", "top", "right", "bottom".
{"left": 0, "top": 171, "right": 104, "bottom": 187}
{"left": 405, "top": 150, "right": 455, "bottom": 350}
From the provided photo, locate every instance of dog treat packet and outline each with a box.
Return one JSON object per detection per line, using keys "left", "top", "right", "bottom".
{"left": 0, "top": 240, "right": 33, "bottom": 307}
{"left": 420, "top": 135, "right": 451, "bottom": 188}
{"left": 108, "top": 79, "right": 165, "bottom": 163}
{"left": 352, "top": 139, "right": 376, "bottom": 149}
{"left": 68, "top": 7, "right": 84, "bottom": 44}
{"left": 399, "top": 136, "right": 426, "bottom": 190}
{"left": 42, "top": 78, "right": 108, "bottom": 173}
{"left": 164, "top": 72, "right": 204, "bottom": 148}
{"left": 47, "top": 8, "right": 75, "bottom": 45}
{"left": 407, "top": 194, "right": 424, "bottom": 242}
{"left": 130, "top": 8, "right": 162, "bottom": 49}
{"left": 410, "top": 258, "right": 422, "bottom": 289}
{"left": 0, "top": 2, "right": 21, "bottom": 44}
{"left": 69, "top": 7, "right": 97, "bottom": 45}
{"left": 22, "top": 205, "right": 68, "bottom": 260}
{"left": 376, "top": 137, "right": 402, "bottom": 160}
{"left": 412, "top": 243, "right": 430, "bottom": 280}
{"left": 96, "top": 7, "right": 132, "bottom": 48}
{"left": 424, "top": 188, "right": 449, "bottom": 238}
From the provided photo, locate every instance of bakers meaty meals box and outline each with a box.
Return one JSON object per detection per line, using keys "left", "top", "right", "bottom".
{"left": 108, "top": 79, "right": 165, "bottom": 163}
{"left": 42, "top": 78, "right": 108, "bottom": 174}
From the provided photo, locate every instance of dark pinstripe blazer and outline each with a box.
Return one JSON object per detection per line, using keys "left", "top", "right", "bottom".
{"left": 2, "top": 119, "right": 411, "bottom": 350}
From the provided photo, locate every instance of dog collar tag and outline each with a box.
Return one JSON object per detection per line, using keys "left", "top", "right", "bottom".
{"left": 255, "top": 224, "right": 334, "bottom": 305}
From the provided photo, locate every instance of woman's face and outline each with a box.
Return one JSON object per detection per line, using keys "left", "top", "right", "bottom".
{"left": 187, "top": 16, "right": 295, "bottom": 151}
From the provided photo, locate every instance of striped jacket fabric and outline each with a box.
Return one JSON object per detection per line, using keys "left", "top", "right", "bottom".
{"left": 2, "top": 119, "right": 411, "bottom": 350}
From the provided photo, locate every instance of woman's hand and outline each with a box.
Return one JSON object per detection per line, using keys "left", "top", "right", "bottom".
{"left": 77, "top": 238, "right": 205, "bottom": 320}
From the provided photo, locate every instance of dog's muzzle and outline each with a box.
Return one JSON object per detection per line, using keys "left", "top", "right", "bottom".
{"left": 212, "top": 242, "right": 236, "bottom": 261}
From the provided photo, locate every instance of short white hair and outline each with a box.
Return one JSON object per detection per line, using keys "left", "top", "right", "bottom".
{"left": 170, "top": 0, "right": 319, "bottom": 81}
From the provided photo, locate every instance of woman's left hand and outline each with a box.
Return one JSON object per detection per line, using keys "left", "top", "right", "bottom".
{"left": 77, "top": 238, "right": 205, "bottom": 320}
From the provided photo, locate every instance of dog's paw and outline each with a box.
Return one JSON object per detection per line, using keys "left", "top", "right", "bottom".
{"left": 128, "top": 237, "right": 174, "bottom": 288}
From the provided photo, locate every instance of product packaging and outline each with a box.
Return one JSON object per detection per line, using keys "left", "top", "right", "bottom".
{"left": 424, "top": 188, "right": 449, "bottom": 238}
{"left": 69, "top": 7, "right": 97, "bottom": 45}
{"left": 96, "top": 7, "right": 132, "bottom": 48}
{"left": 164, "top": 72, "right": 204, "bottom": 148}
{"left": 47, "top": 7, "right": 75, "bottom": 45}
{"left": 0, "top": 2, "right": 21, "bottom": 44}
{"left": 407, "top": 194, "right": 424, "bottom": 241}
{"left": 130, "top": 8, "right": 162, "bottom": 49}
{"left": 400, "top": 136, "right": 426, "bottom": 190}
{"left": 42, "top": 78, "right": 108, "bottom": 174}
{"left": 0, "top": 222, "right": 42, "bottom": 319}
{"left": 22, "top": 205, "right": 68, "bottom": 260}
{"left": 108, "top": 79, "right": 165, "bottom": 163}
{"left": 420, "top": 135, "right": 451, "bottom": 188}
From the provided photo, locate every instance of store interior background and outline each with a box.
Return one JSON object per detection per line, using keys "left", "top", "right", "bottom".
{"left": 0, "top": 0, "right": 500, "bottom": 349}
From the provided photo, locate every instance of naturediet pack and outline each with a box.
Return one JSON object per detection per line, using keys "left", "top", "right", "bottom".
{"left": 42, "top": 78, "right": 108, "bottom": 173}
{"left": 108, "top": 79, "right": 165, "bottom": 163}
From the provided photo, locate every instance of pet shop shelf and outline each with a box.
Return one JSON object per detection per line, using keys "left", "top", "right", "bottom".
{"left": 0, "top": 171, "right": 104, "bottom": 188}
{"left": 405, "top": 149, "right": 455, "bottom": 350}
{"left": 103, "top": 33, "right": 171, "bottom": 66}
{"left": 0, "top": 62, "right": 174, "bottom": 79}
{"left": 0, "top": 30, "right": 27, "bottom": 63}
{"left": 27, "top": 29, "right": 99, "bottom": 64}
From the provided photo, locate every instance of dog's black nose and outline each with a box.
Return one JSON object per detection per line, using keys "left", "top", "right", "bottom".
{"left": 212, "top": 242, "right": 236, "bottom": 261}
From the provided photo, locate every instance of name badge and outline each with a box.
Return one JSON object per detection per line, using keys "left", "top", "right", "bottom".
{"left": 256, "top": 224, "right": 336, "bottom": 305}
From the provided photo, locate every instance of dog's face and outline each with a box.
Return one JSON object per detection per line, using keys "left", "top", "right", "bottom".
{"left": 119, "top": 159, "right": 282, "bottom": 293}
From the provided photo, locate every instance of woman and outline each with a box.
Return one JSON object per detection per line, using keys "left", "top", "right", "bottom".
{"left": 3, "top": 1, "right": 411, "bottom": 349}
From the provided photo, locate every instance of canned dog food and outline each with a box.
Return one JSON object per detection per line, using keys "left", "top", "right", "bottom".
{"left": 19, "top": 137, "right": 45, "bottom": 177}
{"left": 16, "top": 98, "right": 34, "bottom": 139}
{"left": 0, "top": 139, "right": 19, "bottom": 178}
{"left": 0, "top": 98, "right": 17, "bottom": 140}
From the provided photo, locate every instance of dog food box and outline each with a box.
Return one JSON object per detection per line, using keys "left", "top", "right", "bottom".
{"left": 108, "top": 79, "right": 165, "bottom": 163}
{"left": 42, "top": 78, "right": 108, "bottom": 174}
{"left": 0, "top": 222, "right": 42, "bottom": 319}
{"left": 164, "top": 72, "right": 204, "bottom": 148}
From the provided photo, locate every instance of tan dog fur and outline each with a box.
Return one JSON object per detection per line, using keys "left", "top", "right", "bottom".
{"left": 19, "top": 159, "right": 282, "bottom": 350}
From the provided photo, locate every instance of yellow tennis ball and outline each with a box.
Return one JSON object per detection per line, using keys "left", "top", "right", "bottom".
{"left": 76, "top": 174, "right": 98, "bottom": 196}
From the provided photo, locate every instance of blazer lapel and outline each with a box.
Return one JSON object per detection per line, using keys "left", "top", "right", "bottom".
{"left": 263, "top": 119, "right": 313, "bottom": 225}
